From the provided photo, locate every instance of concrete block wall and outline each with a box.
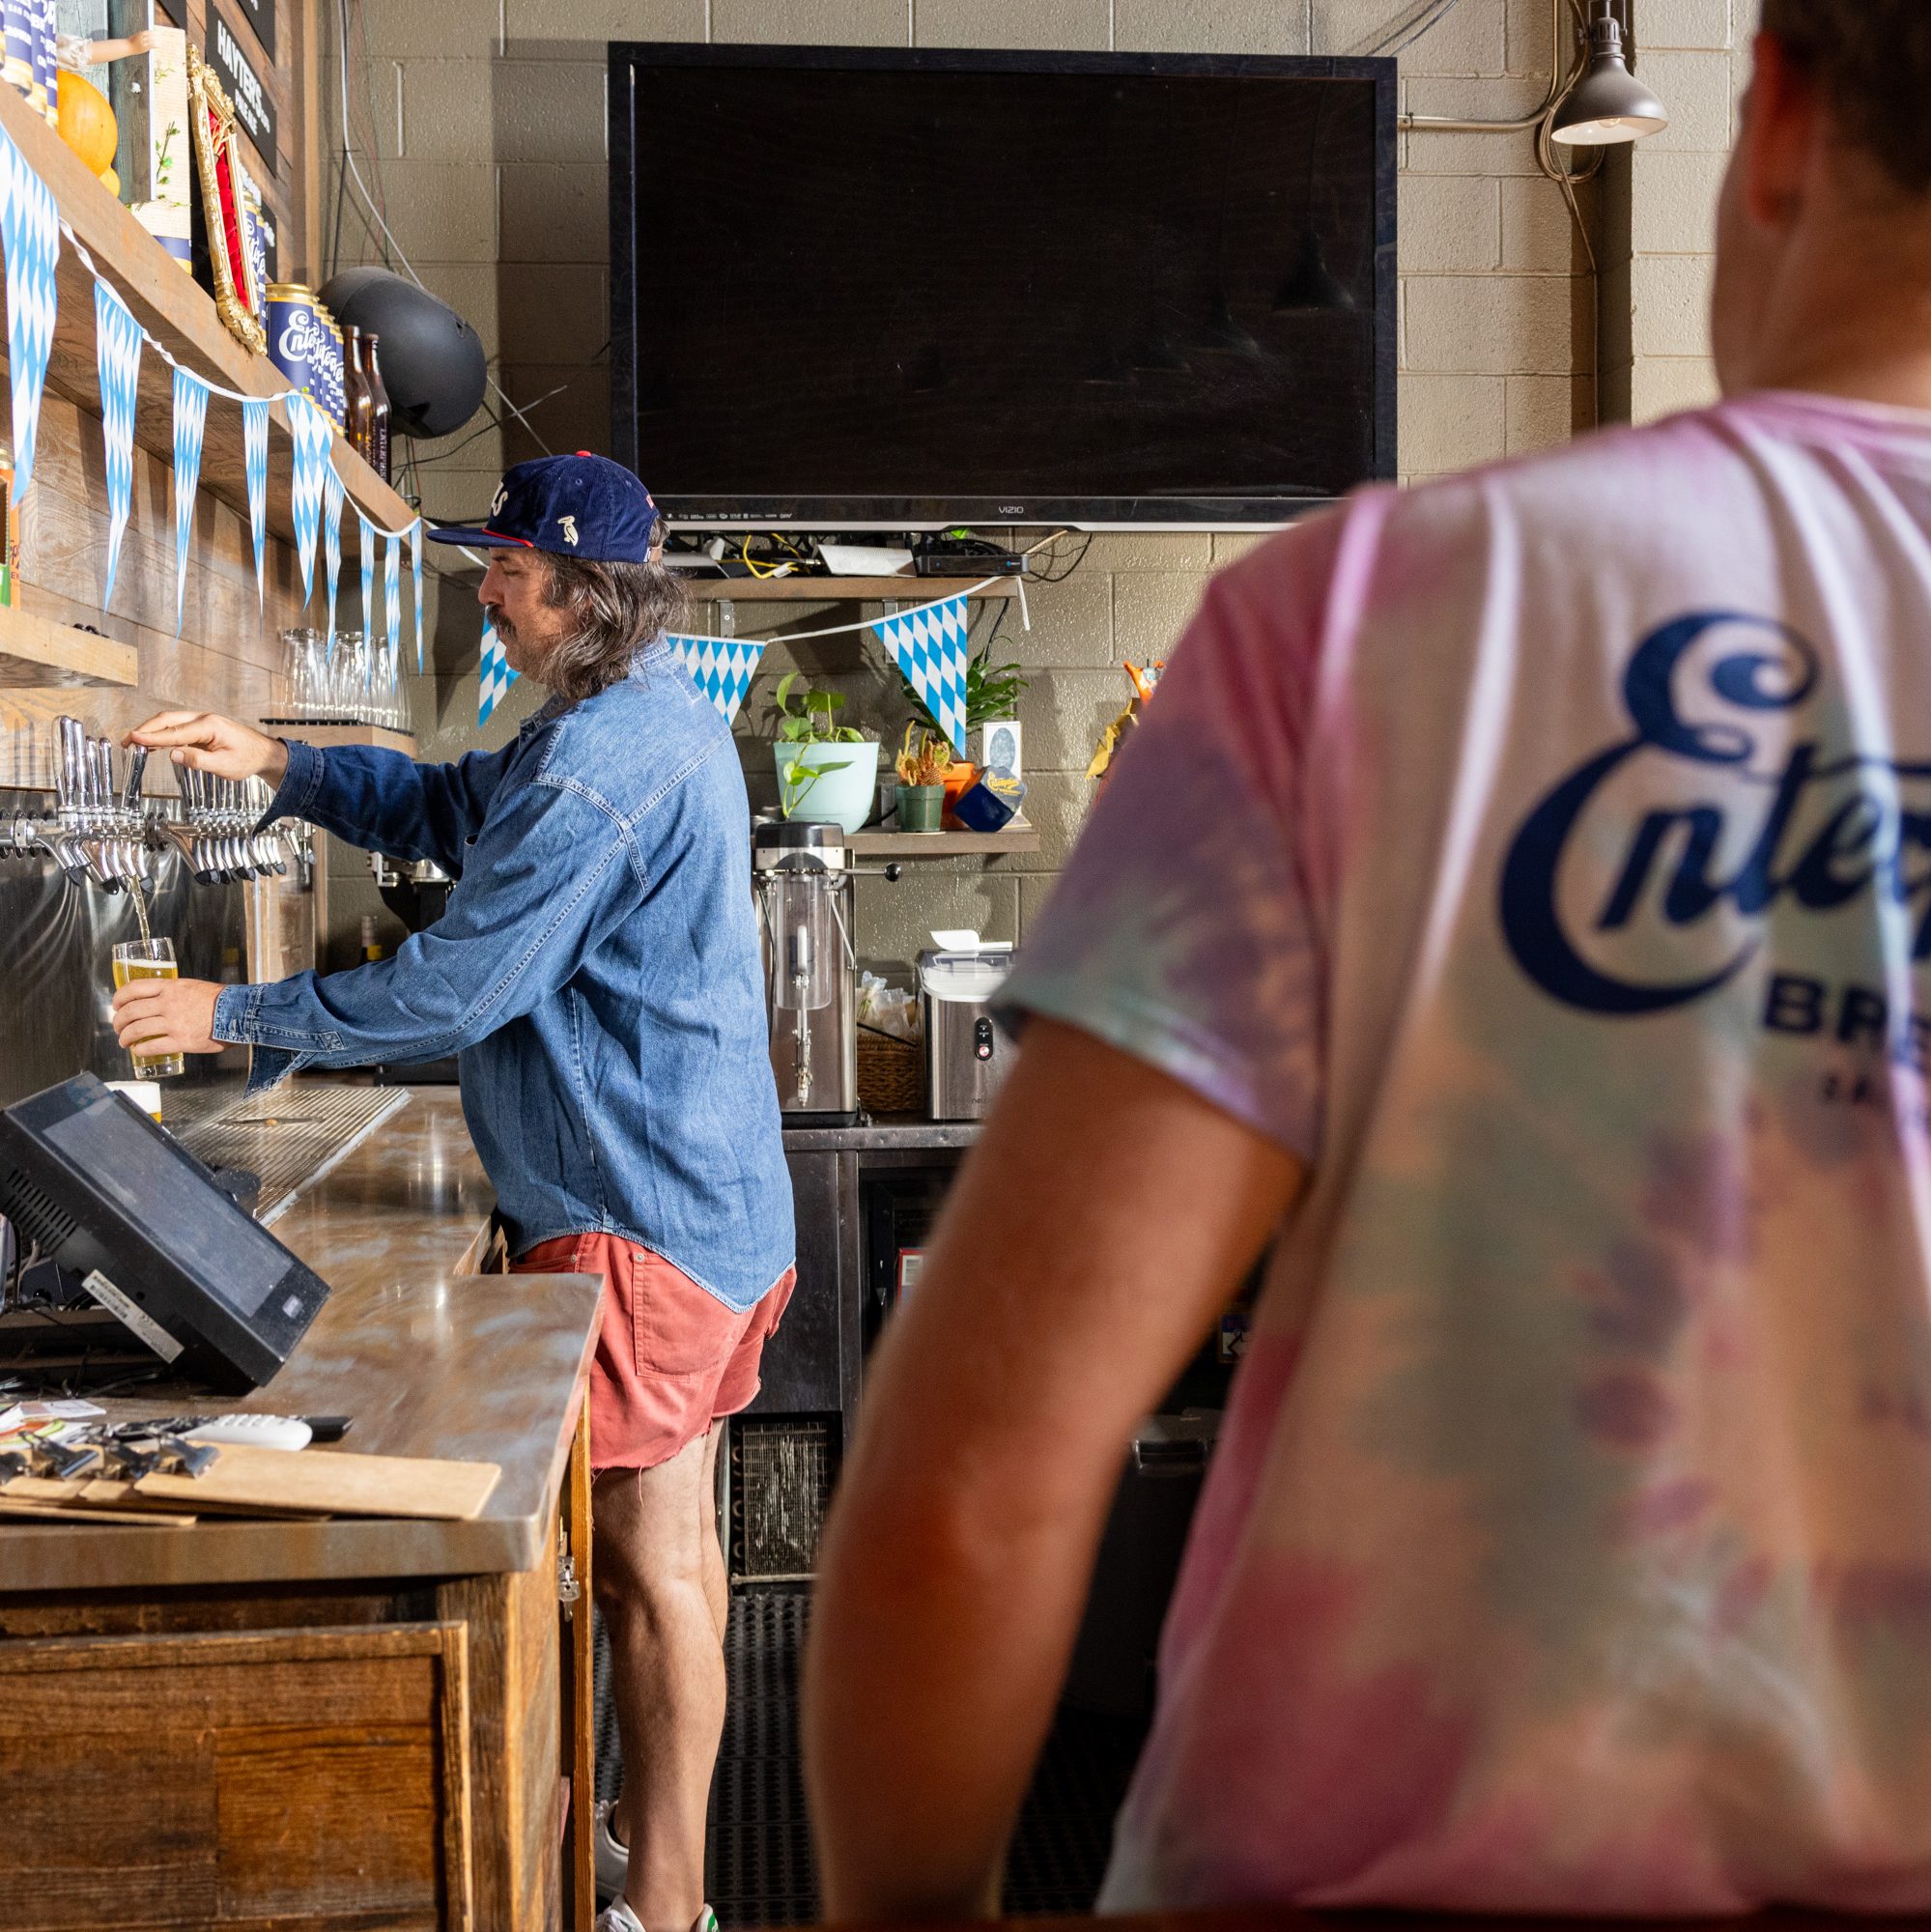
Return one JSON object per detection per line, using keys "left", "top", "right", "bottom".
{"left": 1601, "top": 0, "right": 1757, "bottom": 424}
{"left": 325, "top": 0, "right": 1603, "bottom": 967}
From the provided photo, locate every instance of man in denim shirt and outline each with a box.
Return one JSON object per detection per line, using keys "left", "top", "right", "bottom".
{"left": 115, "top": 454, "right": 794, "bottom": 1932}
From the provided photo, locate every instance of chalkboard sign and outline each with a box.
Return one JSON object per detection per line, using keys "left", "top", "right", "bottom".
{"left": 208, "top": 11, "right": 277, "bottom": 177}
{"left": 232, "top": 0, "right": 273, "bottom": 62}
{"left": 155, "top": 0, "right": 186, "bottom": 26}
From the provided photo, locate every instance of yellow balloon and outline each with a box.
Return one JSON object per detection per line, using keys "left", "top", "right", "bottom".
{"left": 57, "top": 71, "right": 118, "bottom": 180}
{"left": 99, "top": 166, "right": 120, "bottom": 195}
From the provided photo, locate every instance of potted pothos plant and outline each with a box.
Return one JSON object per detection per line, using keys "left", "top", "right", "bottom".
{"left": 895, "top": 642, "right": 1030, "bottom": 827}
{"left": 894, "top": 724, "right": 950, "bottom": 833}
{"left": 769, "top": 671, "right": 881, "bottom": 834}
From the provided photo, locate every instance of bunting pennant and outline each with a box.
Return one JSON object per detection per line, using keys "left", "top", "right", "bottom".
{"left": 0, "top": 125, "right": 59, "bottom": 501}
{"left": 288, "top": 395, "right": 333, "bottom": 601}
{"left": 667, "top": 634, "right": 766, "bottom": 726}
{"left": 322, "top": 465, "right": 344, "bottom": 643}
{"left": 411, "top": 521, "right": 425, "bottom": 674}
{"left": 170, "top": 367, "right": 210, "bottom": 636}
{"left": 93, "top": 278, "right": 143, "bottom": 610}
{"left": 358, "top": 510, "right": 376, "bottom": 646}
{"left": 241, "top": 397, "right": 270, "bottom": 609}
{"left": 478, "top": 622, "right": 518, "bottom": 725}
{"left": 383, "top": 533, "right": 402, "bottom": 664}
{"left": 872, "top": 595, "right": 972, "bottom": 756}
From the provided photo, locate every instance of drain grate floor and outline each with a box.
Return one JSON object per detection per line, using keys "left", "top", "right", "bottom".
{"left": 593, "top": 1586, "right": 1147, "bottom": 1926}
{"left": 165, "top": 1084, "right": 411, "bottom": 1223}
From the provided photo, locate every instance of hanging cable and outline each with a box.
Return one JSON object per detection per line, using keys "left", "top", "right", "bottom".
{"left": 331, "top": 0, "right": 555, "bottom": 457}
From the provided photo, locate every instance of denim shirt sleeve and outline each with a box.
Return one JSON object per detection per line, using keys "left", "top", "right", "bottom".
{"left": 216, "top": 774, "right": 643, "bottom": 1091}
{"left": 264, "top": 736, "right": 516, "bottom": 877}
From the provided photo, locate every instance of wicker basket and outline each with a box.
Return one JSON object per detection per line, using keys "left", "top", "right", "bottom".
{"left": 857, "top": 1029, "right": 925, "bottom": 1116}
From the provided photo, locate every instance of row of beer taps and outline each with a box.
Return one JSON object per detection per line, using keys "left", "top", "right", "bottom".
{"left": 6, "top": 715, "right": 298, "bottom": 892}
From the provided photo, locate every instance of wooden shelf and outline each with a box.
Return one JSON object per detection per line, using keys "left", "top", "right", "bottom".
{"left": 260, "top": 720, "right": 416, "bottom": 753}
{"left": 847, "top": 823, "right": 1039, "bottom": 858}
{"left": 0, "top": 603, "right": 138, "bottom": 689}
{"left": 0, "top": 81, "right": 412, "bottom": 562}
{"left": 675, "top": 575, "right": 1021, "bottom": 602}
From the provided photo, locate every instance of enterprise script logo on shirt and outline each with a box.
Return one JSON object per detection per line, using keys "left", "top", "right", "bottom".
{"left": 1500, "top": 611, "right": 1931, "bottom": 1026}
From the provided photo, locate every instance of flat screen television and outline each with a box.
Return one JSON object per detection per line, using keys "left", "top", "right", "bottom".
{"left": 610, "top": 45, "right": 1397, "bottom": 530}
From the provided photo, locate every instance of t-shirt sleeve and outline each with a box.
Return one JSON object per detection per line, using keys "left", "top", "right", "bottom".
{"left": 995, "top": 524, "right": 1346, "bottom": 1163}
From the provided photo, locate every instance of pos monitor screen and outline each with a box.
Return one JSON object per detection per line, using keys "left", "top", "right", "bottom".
{"left": 0, "top": 1074, "right": 330, "bottom": 1390}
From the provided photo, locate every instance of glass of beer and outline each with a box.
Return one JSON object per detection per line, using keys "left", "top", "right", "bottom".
{"left": 111, "top": 938, "right": 185, "bottom": 1080}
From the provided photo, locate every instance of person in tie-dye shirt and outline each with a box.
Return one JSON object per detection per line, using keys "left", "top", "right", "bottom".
{"left": 807, "top": 3, "right": 1931, "bottom": 1918}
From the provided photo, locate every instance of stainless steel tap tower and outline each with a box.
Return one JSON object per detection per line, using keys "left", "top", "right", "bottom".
{"left": 6, "top": 715, "right": 300, "bottom": 892}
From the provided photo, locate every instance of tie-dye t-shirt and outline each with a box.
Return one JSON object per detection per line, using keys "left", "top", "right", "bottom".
{"left": 998, "top": 392, "right": 1931, "bottom": 1916}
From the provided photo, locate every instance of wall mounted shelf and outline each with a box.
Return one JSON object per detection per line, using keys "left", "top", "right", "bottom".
{"left": 677, "top": 576, "right": 1021, "bottom": 603}
{"left": 0, "top": 82, "right": 412, "bottom": 565}
{"left": 260, "top": 721, "right": 417, "bottom": 754}
{"left": 0, "top": 605, "right": 138, "bottom": 690}
{"left": 846, "top": 823, "right": 1038, "bottom": 858}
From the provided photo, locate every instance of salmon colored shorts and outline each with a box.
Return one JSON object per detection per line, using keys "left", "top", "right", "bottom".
{"left": 513, "top": 1232, "right": 795, "bottom": 1472}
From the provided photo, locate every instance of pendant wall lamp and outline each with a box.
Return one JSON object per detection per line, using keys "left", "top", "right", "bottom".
{"left": 1398, "top": 0, "right": 1667, "bottom": 159}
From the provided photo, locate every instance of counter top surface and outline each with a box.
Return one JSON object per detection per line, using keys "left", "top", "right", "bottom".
{"left": 0, "top": 1087, "right": 603, "bottom": 1596}
{"left": 782, "top": 1114, "right": 982, "bottom": 1151}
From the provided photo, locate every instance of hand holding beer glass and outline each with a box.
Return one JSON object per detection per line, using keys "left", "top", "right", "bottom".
{"left": 112, "top": 936, "right": 185, "bottom": 1079}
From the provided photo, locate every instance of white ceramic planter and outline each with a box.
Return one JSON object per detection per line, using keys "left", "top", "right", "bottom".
{"left": 773, "top": 741, "right": 881, "bottom": 835}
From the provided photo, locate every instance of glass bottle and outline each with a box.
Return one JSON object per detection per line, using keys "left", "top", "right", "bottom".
{"left": 343, "top": 324, "right": 374, "bottom": 461}
{"left": 361, "top": 331, "right": 391, "bottom": 484}
{"left": 0, "top": 434, "right": 19, "bottom": 609}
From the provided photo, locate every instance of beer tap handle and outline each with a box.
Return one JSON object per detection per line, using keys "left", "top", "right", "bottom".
{"left": 99, "top": 739, "right": 118, "bottom": 815}
{"left": 55, "top": 716, "right": 81, "bottom": 814}
{"left": 123, "top": 745, "right": 149, "bottom": 816}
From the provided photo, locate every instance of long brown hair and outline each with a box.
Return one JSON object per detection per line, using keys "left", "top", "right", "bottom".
{"left": 536, "top": 552, "right": 688, "bottom": 704}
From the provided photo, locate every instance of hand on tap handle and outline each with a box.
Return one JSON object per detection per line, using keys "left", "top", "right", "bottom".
{"left": 123, "top": 711, "right": 289, "bottom": 789}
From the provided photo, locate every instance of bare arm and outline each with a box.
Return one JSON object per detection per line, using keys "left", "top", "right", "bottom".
{"left": 803, "top": 1018, "right": 1305, "bottom": 1923}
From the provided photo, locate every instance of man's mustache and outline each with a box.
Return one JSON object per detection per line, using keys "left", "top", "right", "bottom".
{"left": 485, "top": 605, "right": 517, "bottom": 644}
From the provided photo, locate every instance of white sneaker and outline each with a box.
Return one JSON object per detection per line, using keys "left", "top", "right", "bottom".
{"left": 597, "top": 1904, "right": 720, "bottom": 1932}
{"left": 594, "top": 1800, "right": 629, "bottom": 1905}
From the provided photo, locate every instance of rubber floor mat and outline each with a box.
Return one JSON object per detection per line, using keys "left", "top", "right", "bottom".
{"left": 594, "top": 1586, "right": 1147, "bottom": 1925}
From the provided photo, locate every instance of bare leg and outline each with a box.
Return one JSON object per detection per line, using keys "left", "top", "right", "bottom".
{"left": 700, "top": 1424, "right": 728, "bottom": 1644}
{"left": 595, "top": 1429, "right": 724, "bottom": 1931}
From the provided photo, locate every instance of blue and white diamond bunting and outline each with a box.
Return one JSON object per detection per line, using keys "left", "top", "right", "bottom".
{"left": 357, "top": 510, "right": 376, "bottom": 648}
{"left": 242, "top": 397, "right": 270, "bottom": 609}
{"left": 873, "top": 595, "right": 971, "bottom": 756}
{"left": 288, "top": 395, "right": 333, "bottom": 602}
{"left": 93, "top": 279, "right": 142, "bottom": 610}
{"left": 667, "top": 635, "right": 765, "bottom": 726}
{"left": 383, "top": 533, "right": 402, "bottom": 664}
{"left": 0, "top": 126, "right": 59, "bottom": 502}
{"left": 322, "top": 465, "right": 344, "bottom": 643}
{"left": 479, "top": 622, "right": 518, "bottom": 725}
{"left": 170, "top": 367, "right": 210, "bottom": 636}
{"left": 411, "top": 521, "right": 425, "bottom": 674}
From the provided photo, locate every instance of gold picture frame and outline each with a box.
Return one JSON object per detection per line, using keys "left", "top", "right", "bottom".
{"left": 185, "top": 47, "right": 267, "bottom": 355}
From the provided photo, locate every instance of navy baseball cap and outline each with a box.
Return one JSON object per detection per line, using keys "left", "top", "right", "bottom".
{"left": 428, "top": 452, "right": 662, "bottom": 561}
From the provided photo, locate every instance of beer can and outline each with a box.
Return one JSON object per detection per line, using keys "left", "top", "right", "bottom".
{"left": 2, "top": 0, "right": 32, "bottom": 100}
{"left": 33, "top": 0, "right": 52, "bottom": 125}
{"left": 267, "top": 283, "right": 320, "bottom": 403}
{"left": 327, "top": 323, "right": 347, "bottom": 429}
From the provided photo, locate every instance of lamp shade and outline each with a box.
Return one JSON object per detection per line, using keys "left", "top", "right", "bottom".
{"left": 1550, "top": 9, "right": 1668, "bottom": 146}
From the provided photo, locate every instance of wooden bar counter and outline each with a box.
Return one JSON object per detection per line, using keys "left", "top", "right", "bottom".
{"left": 0, "top": 1087, "right": 604, "bottom": 1932}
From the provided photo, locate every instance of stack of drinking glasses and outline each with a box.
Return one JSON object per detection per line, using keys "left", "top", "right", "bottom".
{"left": 277, "top": 627, "right": 410, "bottom": 732}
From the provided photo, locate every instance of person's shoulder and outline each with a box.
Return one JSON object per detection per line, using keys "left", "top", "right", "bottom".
{"left": 531, "top": 652, "right": 732, "bottom": 814}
